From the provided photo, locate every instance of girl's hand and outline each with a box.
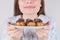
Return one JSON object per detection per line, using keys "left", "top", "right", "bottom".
{"left": 7, "top": 23, "right": 23, "bottom": 40}
{"left": 35, "top": 22, "right": 50, "bottom": 40}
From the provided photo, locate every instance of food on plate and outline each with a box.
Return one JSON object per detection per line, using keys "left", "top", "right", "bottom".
{"left": 26, "top": 19, "right": 36, "bottom": 26}
{"left": 16, "top": 18, "right": 47, "bottom": 26}
{"left": 16, "top": 18, "right": 25, "bottom": 26}
{"left": 34, "top": 19, "right": 44, "bottom": 26}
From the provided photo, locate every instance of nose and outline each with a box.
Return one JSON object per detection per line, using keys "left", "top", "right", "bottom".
{"left": 26, "top": 0, "right": 33, "bottom": 4}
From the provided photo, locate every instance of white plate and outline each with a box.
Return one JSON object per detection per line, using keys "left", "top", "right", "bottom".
{"left": 16, "top": 26, "right": 47, "bottom": 30}
{"left": 16, "top": 26, "right": 47, "bottom": 32}
{"left": 11, "top": 25, "right": 47, "bottom": 32}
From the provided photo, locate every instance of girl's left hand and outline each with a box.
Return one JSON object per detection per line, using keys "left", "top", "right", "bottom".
{"left": 35, "top": 22, "right": 50, "bottom": 40}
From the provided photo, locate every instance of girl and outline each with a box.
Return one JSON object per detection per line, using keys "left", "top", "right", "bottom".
{"left": 6, "top": 0, "right": 57, "bottom": 40}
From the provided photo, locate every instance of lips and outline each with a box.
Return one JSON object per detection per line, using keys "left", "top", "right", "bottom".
{"left": 24, "top": 6, "right": 35, "bottom": 9}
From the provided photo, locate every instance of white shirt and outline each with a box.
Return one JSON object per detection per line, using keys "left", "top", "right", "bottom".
{"left": 1, "top": 15, "right": 58, "bottom": 40}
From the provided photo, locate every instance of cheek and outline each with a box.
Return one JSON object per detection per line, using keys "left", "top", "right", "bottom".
{"left": 36, "top": 4, "right": 41, "bottom": 11}
{"left": 18, "top": 1, "right": 25, "bottom": 12}
{"left": 35, "top": 2, "right": 41, "bottom": 13}
{"left": 35, "top": 1, "right": 41, "bottom": 8}
{"left": 19, "top": 2, "right": 23, "bottom": 8}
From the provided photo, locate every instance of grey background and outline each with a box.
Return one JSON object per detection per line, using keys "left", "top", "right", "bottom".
{"left": 0, "top": 0, "right": 60, "bottom": 40}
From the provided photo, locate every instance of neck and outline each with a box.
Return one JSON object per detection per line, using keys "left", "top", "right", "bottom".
{"left": 22, "top": 14, "right": 38, "bottom": 20}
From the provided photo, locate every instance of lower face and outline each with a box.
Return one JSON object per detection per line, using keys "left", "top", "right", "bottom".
{"left": 18, "top": 0, "right": 41, "bottom": 15}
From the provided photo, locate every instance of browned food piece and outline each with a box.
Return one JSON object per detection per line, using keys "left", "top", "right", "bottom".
{"left": 36, "top": 22, "right": 44, "bottom": 26}
{"left": 34, "top": 18, "right": 42, "bottom": 22}
{"left": 16, "top": 22, "right": 25, "bottom": 26}
{"left": 27, "top": 22, "right": 36, "bottom": 26}
{"left": 26, "top": 19, "right": 36, "bottom": 26}
{"left": 34, "top": 19, "right": 44, "bottom": 26}
{"left": 16, "top": 18, "right": 25, "bottom": 26}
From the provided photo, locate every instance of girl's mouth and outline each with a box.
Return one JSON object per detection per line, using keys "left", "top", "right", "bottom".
{"left": 24, "top": 6, "right": 36, "bottom": 9}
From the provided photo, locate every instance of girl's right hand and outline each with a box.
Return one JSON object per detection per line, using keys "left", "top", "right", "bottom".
{"left": 7, "top": 23, "right": 23, "bottom": 40}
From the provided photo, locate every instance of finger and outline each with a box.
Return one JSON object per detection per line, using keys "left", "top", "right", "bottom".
{"left": 40, "top": 29, "right": 49, "bottom": 37}
{"left": 7, "top": 27, "right": 16, "bottom": 31}
{"left": 8, "top": 29, "right": 23, "bottom": 38}
{"left": 38, "top": 28, "right": 49, "bottom": 34}
{"left": 36, "top": 29, "right": 49, "bottom": 37}
{"left": 42, "top": 30, "right": 49, "bottom": 34}
{"left": 18, "top": 28, "right": 24, "bottom": 31}
{"left": 7, "top": 28, "right": 18, "bottom": 35}
{"left": 7, "top": 24, "right": 17, "bottom": 31}
{"left": 14, "top": 30, "right": 23, "bottom": 37}
{"left": 7, "top": 30, "right": 19, "bottom": 37}
{"left": 43, "top": 25, "right": 50, "bottom": 30}
{"left": 7, "top": 28, "right": 23, "bottom": 35}
{"left": 36, "top": 25, "right": 50, "bottom": 31}
{"left": 36, "top": 31, "right": 43, "bottom": 38}
{"left": 37, "top": 31, "right": 48, "bottom": 38}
